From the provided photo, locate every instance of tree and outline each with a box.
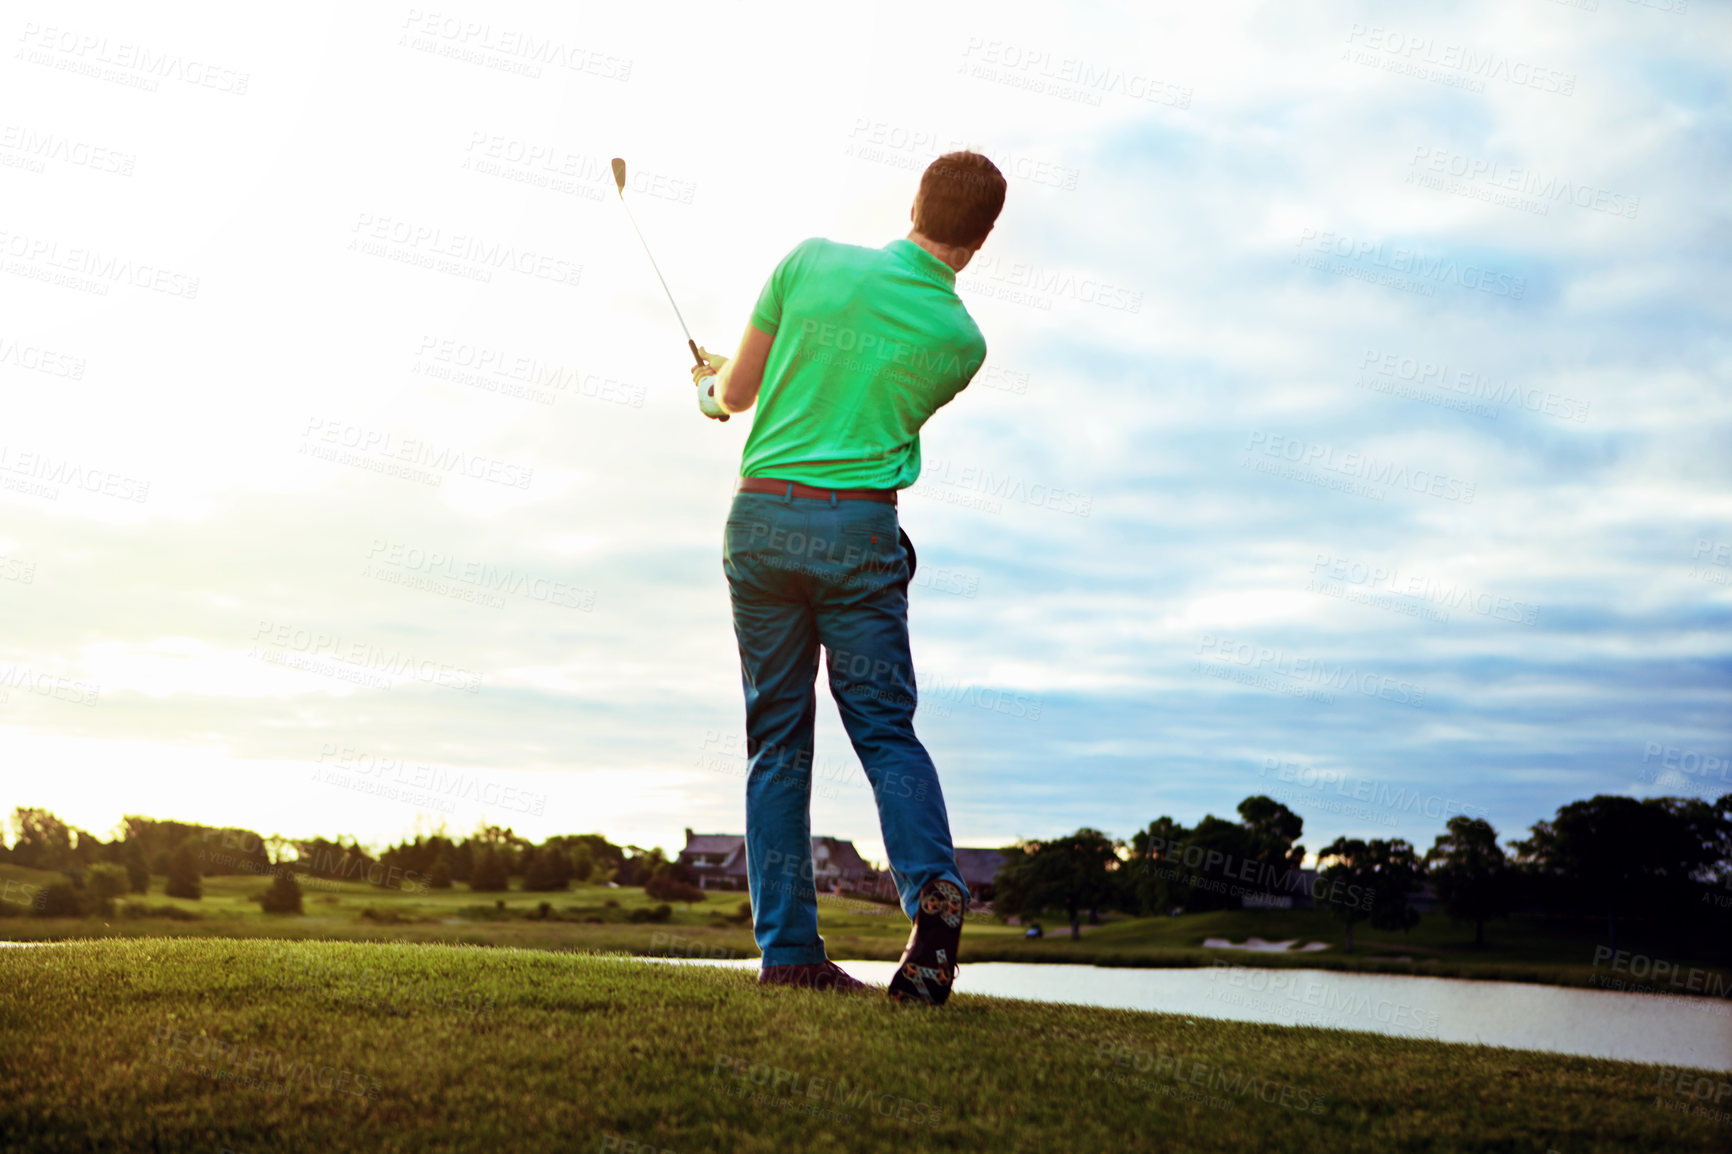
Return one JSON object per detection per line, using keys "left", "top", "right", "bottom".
{"left": 994, "top": 829, "right": 1120, "bottom": 939}
{"left": 1426, "top": 817, "right": 1511, "bottom": 947}
{"left": 36, "top": 882, "right": 88, "bottom": 917}
{"left": 1511, "top": 795, "right": 1724, "bottom": 954}
{"left": 428, "top": 852, "right": 454, "bottom": 890}
{"left": 1318, "top": 837, "right": 1423, "bottom": 952}
{"left": 570, "top": 843, "right": 594, "bottom": 884}
{"left": 645, "top": 864, "right": 706, "bottom": 906}
{"left": 85, "top": 863, "right": 130, "bottom": 905}
{"left": 523, "top": 846, "right": 572, "bottom": 892}
{"left": 257, "top": 870, "right": 303, "bottom": 914}
{"left": 1235, "top": 795, "right": 1307, "bottom": 902}
{"left": 8, "top": 808, "right": 82, "bottom": 872}
{"left": 468, "top": 846, "right": 509, "bottom": 893}
{"left": 121, "top": 840, "right": 150, "bottom": 894}
{"left": 1125, "top": 816, "right": 1192, "bottom": 915}
{"left": 165, "top": 841, "right": 202, "bottom": 900}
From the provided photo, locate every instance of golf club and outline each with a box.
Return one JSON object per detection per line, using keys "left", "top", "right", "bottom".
{"left": 612, "top": 157, "right": 706, "bottom": 369}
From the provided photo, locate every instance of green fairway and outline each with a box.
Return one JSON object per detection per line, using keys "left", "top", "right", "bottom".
{"left": 5, "top": 862, "right": 1726, "bottom": 995}
{"left": 0, "top": 938, "right": 1723, "bottom": 1153}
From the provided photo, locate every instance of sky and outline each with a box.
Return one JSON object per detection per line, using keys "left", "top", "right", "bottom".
{"left": 1, "top": 0, "right": 1727, "bottom": 871}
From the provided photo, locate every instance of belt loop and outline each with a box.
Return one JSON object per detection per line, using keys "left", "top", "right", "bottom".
{"left": 829, "top": 490, "right": 838, "bottom": 508}
{"left": 782, "top": 482, "right": 793, "bottom": 505}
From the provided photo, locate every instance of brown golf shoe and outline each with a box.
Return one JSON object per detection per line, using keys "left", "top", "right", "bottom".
{"left": 758, "top": 960, "right": 870, "bottom": 993}
{"left": 888, "top": 878, "right": 965, "bottom": 1006}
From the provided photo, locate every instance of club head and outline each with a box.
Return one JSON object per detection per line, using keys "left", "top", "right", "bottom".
{"left": 611, "top": 157, "right": 626, "bottom": 196}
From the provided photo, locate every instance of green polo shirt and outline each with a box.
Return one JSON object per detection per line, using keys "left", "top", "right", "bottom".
{"left": 739, "top": 237, "right": 987, "bottom": 490}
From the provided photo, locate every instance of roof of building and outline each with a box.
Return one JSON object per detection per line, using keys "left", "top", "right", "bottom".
{"left": 953, "top": 847, "right": 1008, "bottom": 886}
{"left": 681, "top": 831, "right": 874, "bottom": 877}
{"left": 681, "top": 834, "right": 745, "bottom": 858}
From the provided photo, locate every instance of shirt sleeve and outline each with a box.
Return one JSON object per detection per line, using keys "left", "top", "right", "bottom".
{"left": 749, "top": 238, "right": 820, "bottom": 335}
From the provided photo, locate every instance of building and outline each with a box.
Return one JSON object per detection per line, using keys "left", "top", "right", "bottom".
{"left": 953, "top": 847, "right": 1008, "bottom": 903}
{"left": 678, "top": 830, "right": 875, "bottom": 893}
{"left": 678, "top": 831, "right": 747, "bottom": 890}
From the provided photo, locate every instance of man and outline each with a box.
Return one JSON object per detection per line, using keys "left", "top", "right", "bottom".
{"left": 689, "top": 152, "right": 1005, "bottom": 1005}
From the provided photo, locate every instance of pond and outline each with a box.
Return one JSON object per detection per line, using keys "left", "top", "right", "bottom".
{"left": 648, "top": 957, "right": 1732, "bottom": 1070}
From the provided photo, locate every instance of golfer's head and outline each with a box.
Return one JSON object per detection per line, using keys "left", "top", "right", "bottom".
{"left": 912, "top": 151, "right": 1006, "bottom": 252}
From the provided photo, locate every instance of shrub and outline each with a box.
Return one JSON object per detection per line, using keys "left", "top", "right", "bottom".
{"left": 36, "top": 883, "right": 91, "bottom": 918}
{"left": 119, "top": 902, "right": 202, "bottom": 921}
{"left": 86, "top": 863, "right": 130, "bottom": 902}
{"left": 164, "top": 843, "right": 202, "bottom": 900}
{"left": 468, "top": 847, "right": 508, "bottom": 893}
{"left": 523, "top": 849, "right": 571, "bottom": 892}
{"left": 629, "top": 903, "right": 673, "bottom": 924}
{"left": 645, "top": 872, "right": 707, "bottom": 905}
{"left": 257, "top": 870, "right": 303, "bottom": 915}
{"left": 122, "top": 841, "right": 151, "bottom": 894}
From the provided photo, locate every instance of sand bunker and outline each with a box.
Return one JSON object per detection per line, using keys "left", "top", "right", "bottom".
{"left": 1202, "top": 937, "right": 1330, "bottom": 953}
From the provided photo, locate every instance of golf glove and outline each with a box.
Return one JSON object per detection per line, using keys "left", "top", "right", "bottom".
{"left": 697, "top": 377, "right": 729, "bottom": 421}
{"left": 693, "top": 347, "right": 730, "bottom": 422}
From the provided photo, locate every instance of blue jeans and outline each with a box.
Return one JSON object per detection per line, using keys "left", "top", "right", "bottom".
{"left": 723, "top": 485, "right": 965, "bottom": 966}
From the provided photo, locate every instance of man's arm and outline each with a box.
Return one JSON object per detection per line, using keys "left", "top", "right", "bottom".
{"left": 705, "top": 322, "right": 774, "bottom": 414}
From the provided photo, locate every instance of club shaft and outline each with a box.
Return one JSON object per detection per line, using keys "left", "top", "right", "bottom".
{"left": 618, "top": 197, "right": 704, "bottom": 365}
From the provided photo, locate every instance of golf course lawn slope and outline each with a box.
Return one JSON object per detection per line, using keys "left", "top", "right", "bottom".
{"left": 0, "top": 939, "right": 1720, "bottom": 1153}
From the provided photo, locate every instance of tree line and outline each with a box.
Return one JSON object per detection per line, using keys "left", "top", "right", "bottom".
{"left": 993, "top": 791, "right": 1732, "bottom": 955}
{"left": 0, "top": 810, "right": 709, "bottom": 917}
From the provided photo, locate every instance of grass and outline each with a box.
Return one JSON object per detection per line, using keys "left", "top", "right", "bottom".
{"left": 0, "top": 938, "right": 1724, "bottom": 1153}
{"left": 5, "top": 862, "right": 1727, "bottom": 995}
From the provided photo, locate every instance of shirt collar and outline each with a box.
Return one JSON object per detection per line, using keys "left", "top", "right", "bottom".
{"left": 887, "top": 238, "right": 957, "bottom": 289}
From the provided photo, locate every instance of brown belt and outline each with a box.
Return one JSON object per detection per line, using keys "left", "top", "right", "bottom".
{"left": 737, "top": 476, "right": 898, "bottom": 505}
